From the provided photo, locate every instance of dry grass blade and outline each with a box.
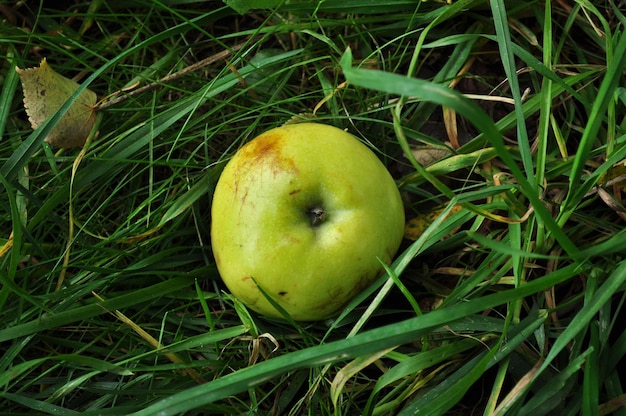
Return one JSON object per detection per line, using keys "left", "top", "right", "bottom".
{"left": 92, "top": 292, "right": 206, "bottom": 384}
{"left": 96, "top": 41, "right": 249, "bottom": 110}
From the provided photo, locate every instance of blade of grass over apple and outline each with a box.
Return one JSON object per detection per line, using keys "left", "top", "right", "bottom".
{"left": 327, "top": 199, "right": 472, "bottom": 338}
{"left": 339, "top": 48, "right": 580, "bottom": 261}
{"left": 128, "top": 263, "right": 581, "bottom": 416}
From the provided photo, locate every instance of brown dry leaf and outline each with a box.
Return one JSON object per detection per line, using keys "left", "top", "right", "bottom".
{"left": 595, "top": 159, "right": 626, "bottom": 220}
{"left": 16, "top": 58, "right": 97, "bottom": 148}
{"left": 409, "top": 144, "right": 452, "bottom": 167}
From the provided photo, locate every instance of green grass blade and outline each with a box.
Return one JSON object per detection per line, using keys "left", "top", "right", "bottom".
{"left": 518, "top": 260, "right": 626, "bottom": 411}
{"left": 399, "top": 309, "right": 548, "bottom": 415}
{"left": 489, "top": 0, "right": 533, "bottom": 182}
{"left": 0, "top": 49, "right": 20, "bottom": 141}
{"left": 0, "top": 276, "right": 193, "bottom": 342}
{"left": 558, "top": 30, "right": 626, "bottom": 225}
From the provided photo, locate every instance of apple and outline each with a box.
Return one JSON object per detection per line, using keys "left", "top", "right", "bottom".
{"left": 211, "top": 122, "right": 405, "bottom": 321}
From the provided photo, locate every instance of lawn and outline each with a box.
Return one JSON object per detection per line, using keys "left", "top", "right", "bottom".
{"left": 2, "top": 0, "right": 626, "bottom": 415}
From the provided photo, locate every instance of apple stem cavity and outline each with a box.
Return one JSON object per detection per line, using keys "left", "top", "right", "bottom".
{"left": 308, "top": 206, "right": 328, "bottom": 227}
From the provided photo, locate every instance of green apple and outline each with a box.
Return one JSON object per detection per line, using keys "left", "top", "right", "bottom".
{"left": 211, "top": 122, "right": 405, "bottom": 321}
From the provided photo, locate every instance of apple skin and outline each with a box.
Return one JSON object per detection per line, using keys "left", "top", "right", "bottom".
{"left": 211, "top": 123, "right": 405, "bottom": 321}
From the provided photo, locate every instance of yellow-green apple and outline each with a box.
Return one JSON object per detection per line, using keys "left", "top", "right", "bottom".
{"left": 211, "top": 122, "right": 404, "bottom": 321}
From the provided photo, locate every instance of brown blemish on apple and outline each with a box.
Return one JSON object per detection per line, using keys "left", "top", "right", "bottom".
{"left": 282, "top": 234, "right": 301, "bottom": 244}
{"left": 230, "top": 131, "right": 300, "bottom": 210}
{"left": 278, "top": 291, "right": 287, "bottom": 296}
{"left": 237, "top": 132, "right": 299, "bottom": 177}
{"left": 289, "top": 189, "right": 301, "bottom": 195}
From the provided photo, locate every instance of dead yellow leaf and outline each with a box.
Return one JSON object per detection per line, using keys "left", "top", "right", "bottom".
{"left": 602, "top": 159, "right": 626, "bottom": 189}
{"left": 16, "top": 58, "right": 97, "bottom": 148}
{"left": 404, "top": 204, "right": 463, "bottom": 241}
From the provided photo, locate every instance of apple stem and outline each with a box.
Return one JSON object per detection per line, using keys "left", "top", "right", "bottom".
{"left": 308, "top": 206, "right": 328, "bottom": 227}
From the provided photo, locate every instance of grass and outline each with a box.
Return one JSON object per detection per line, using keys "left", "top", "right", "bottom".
{"left": 1, "top": 0, "right": 626, "bottom": 414}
